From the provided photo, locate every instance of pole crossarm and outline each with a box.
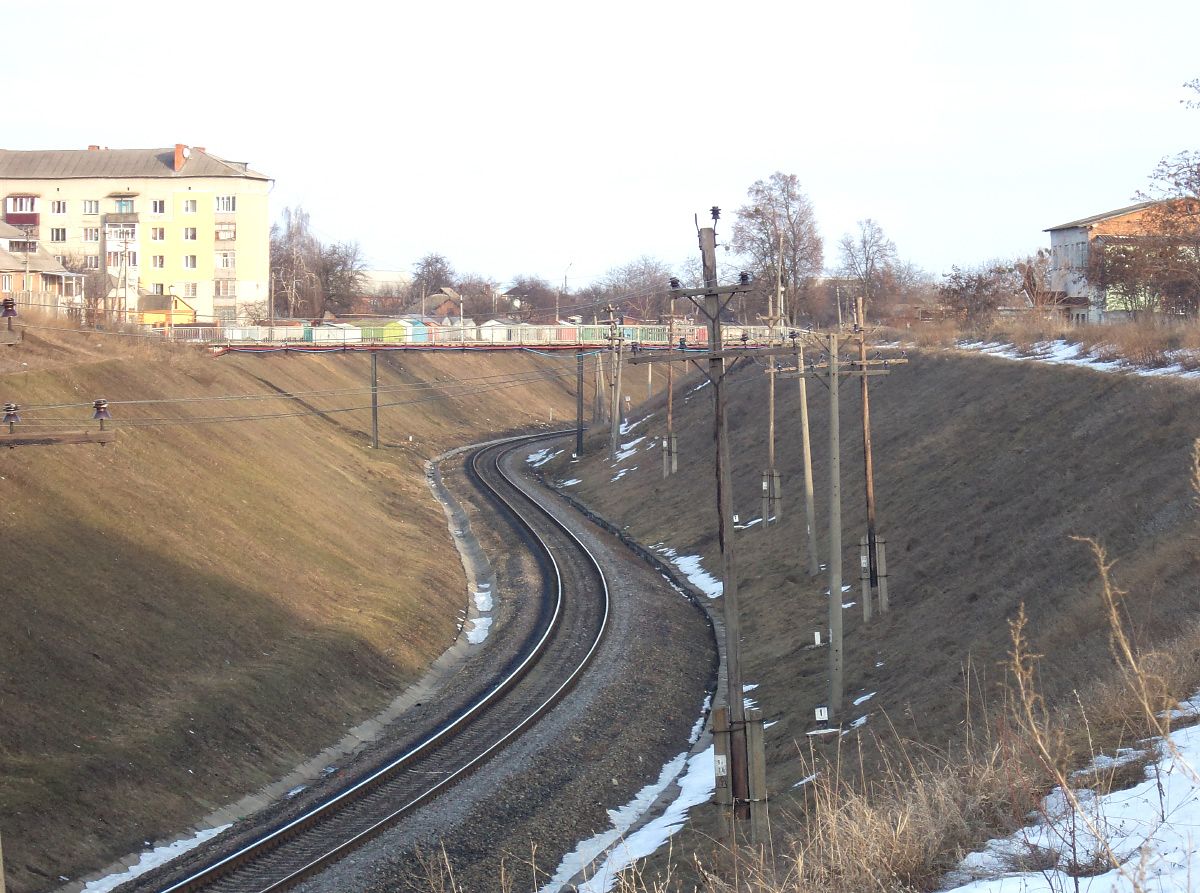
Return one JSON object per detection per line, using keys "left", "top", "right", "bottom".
{"left": 627, "top": 345, "right": 801, "bottom": 365}
{"left": 0, "top": 430, "right": 116, "bottom": 448}
{"left": 668, "top": 283, "right": 750, "bottom": 300}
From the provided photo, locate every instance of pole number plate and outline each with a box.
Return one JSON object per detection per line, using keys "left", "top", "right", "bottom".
{"left": 715, "top": 754, "right": 728, "bottom": 777}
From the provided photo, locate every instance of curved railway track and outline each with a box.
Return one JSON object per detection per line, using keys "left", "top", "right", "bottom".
{"left": 137, "top": 432, "right": 609, "bottom": 893}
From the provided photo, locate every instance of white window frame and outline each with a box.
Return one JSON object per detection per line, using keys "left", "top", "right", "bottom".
{"left": 82, "top": 227, "right": 100, "bottom": 242}
{"left": 84, "top": 255, "right": 100, "bottom": 270}
{"left": 82, "top": 200, "right": 99, "bottom": 215}
{"left": 215, "top": 195, "right": 236, "bottom": 213}
{"left": 151, "top": 255, "right": 165, "bottom": 269}
{"left": 183, "top": 282, "right": 197, "bottom": 298}
{"left": 6, "top": 196, "right": 38, "bottom": 213}
{"left": 183, "top": 255, "right": 197, "bottom": 269}
{"left": 151, "top": 199, "right": 166, "bottom": 215}
{"left": 1, "top": 274, "right": 11, "bottom": 292}
{"left": 49, "top": 228, "right": 66, "bottom": 242}
{"left": 151, "top": 283, "right": 165, "bottom": 295}
{"left": 182, "top": 199, "right": 197, "bottom": 214}
{"left": 182, "top": 227, "right": 197, "bottom": 241}
{"left": 216, "top": 251, "right": 235, "bottom": 269}
{"left": 151, "top": 227, "right": 165, "bottom": 241}
{"left": 50, "top": 200, "right": 67, "bottom": 215}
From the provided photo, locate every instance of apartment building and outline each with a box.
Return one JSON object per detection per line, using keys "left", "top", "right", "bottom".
{"left": 0, "top": 144, "right": 271, "bottom": 323}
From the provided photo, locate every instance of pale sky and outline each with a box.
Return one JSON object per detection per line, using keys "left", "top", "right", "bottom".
{"left": 7, "top": 0, "right": 1198, "bottom": 289}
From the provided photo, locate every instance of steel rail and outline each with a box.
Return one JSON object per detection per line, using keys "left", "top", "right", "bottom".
{"left": 152, "top": 432, "right": 609, "bottom": 893}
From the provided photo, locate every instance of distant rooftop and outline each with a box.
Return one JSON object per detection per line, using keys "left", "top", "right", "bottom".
{"left": 0, "top": 146, "right": 270, "bottom": 181}
{"left": 1045, "top": 201, "right": 1160, "bottom": 232}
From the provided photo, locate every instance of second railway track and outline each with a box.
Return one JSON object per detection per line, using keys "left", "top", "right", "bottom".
{"left": 130, "top": 432, "right": 609, "bottom": 893}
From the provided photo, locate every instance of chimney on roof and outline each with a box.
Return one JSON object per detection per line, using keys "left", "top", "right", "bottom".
{"left": 87, "top": 145, "right": 99, "bottom": 151}
{"left": 174, "top": 144, "right": 189, "bottom": 172}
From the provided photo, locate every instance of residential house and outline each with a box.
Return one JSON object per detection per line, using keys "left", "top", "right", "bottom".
{"left": 1045, "top": 201, "right": 1165, "bottom": 323}
{"left": 0, "top": 144, "right": 271, "bottom": 325}
{"left": 0, "top": 220, "right": 80, "bottom": 312}
{"left": 135, "top": 292, "right": 197, "bottom": 327}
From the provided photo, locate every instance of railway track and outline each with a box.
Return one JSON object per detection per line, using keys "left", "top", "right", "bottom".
{"left": 134, "top": 432, "right": 609, "bottom": 893}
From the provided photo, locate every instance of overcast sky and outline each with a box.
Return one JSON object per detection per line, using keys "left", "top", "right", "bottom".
{"left": 7, "top": 0, "right": 1198, "bottom": 289}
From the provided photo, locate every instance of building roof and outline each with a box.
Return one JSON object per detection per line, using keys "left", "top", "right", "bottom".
{"left": 1045, "top": 201, "right": 1160, "bottom": 232}
{"left": 0, "top": 147, "right": 270, "bottom": 181}
{"left": 0, "top": 245, "right": 69, "bottom": 274}
{"left": 138, "top": 293, "right": 195, "bottom": 313}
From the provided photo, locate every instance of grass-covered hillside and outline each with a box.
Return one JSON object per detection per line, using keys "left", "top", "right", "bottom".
{"left": 0, "top": 325, "right": 586, "bottom": 892}
{"left": 544, "top": 346, "right": 1200, "bottom": 882}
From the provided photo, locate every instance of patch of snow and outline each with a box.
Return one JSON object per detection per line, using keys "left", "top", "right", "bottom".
{"left": 688, "top": 694, "right": 712, "bottom": 745}
{"left": 612, "top": 436, "right": 645, "bottom": 463}
{"left": 465, "top": 616, "right": 492, "bottom": 645}
{"left": 526, "top": 447, "right": 564, "bottom": 467}
{"left": 610, "top": 468, "right": 635, "bottom": 483}
{"left": 689, "top": 379, "right": 712, "bottom": 393}
{"left": 793, "top": 772, "right": 820, "bottom": 788}
{"left": 547, "top": 746, "right": 715, "bottom": 892}
{"left": 876, "top": 661, "right": 884, "bottom": 668}
{"left": 942, "top": 705, "right": 1200, "bottom": 893}
{"left": 83, "top": 825, "right": 232, "bottom": 892}
{"left": 765, "top": 720, "right": 779, "bottom": 729}
{"left": 744, "top": 696, "right": 758, "bottom": 710}
{"left": 842, "top": 601, "right": 857, "bottom": 609}
{"left": 619, "top": 413, "right": 654, "bottom": 435}
{"left": 853, "top": 691, "right": 876, "bottom": 706}
{"left": 559, "top": 478, "right": 582, "bottom": 487}
{"left": 849, "top": 715, "right": 868, "bottom": 729}
{"left": 665, "top": 552, "right": 723, "bottom": 598}
{"left": 735, "top": 517, "right": 762, "bottom": 530}
{"left": 474, "top": 591, "right": 493, "bottom": 612}
{"left": 743, "top": 683, "right": 759, "bottom": 692}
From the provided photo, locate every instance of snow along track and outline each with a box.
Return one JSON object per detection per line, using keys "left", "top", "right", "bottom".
{"left": 133, "top": 432, "right": 610, "bottom": 893}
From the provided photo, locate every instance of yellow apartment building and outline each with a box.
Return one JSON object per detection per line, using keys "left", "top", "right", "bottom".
{"left": 0, "top": 144, "right": 271, "bottom": 324}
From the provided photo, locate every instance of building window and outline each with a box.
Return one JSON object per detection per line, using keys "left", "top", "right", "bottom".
{"left": 183, "top": 227, "right": 197, "bottom": 241}
{"left": 215, "top": 223, "right": 236, "bottom": 240}
{"left": 151, "top": 227, "right": 164, "bottom": 241}
{"left": 214, "top": 279, "right": 237, "bottom": 297}
{"left": 128, "top": 251, "right": 137, "bottom": 267}
{"left": 82, "top": 227, "right": 99, "bottom": 242}
{"left": 151, "top": 255, "right": 164, "bottom": 269}
{"left": 151, "top": 199, "right": 166, "bottom": 214}
{"left": 182, "top": 199, "right": 197, "bottom": 214}
{"left": 115, "top": 199, "right": 134, "bottom": 214}
{"left": 215, "top": 195, "right": 236, "bottom": 213}
{"left": 6, "top": 196, "right": 38, "bottom": 213}
{"left": 106, "top": 224, "right": 136, "bottom": 241}
{"left": 107, "top": 252, "right": 121, "bottom": 268}
{"left": 215, "top": 306, "right": 237, "bottom": 325}
{"left": 50, "top": 201, "right": 67, "bottom": 215}
{"left": 82, "top": 200, "right": 99, "bottom": 215}
{"left": 151, "top": 283, "right": 164, "bottom": 295}
{"left": 1, "top": 274, "right": 10, "bottom": 292}
{"left": 216, "top": 251, "right": 235, "bottom": 269}
{"left": 183, "top": 255, "right": 197, "bottom": 269}
{"left": 54, "top": 255, "right": 63, "bottom": 264}
{"left": 50, "top": 228, "right": 66, "bottom": 242}
{"left": 183, "top": 282, "right": 197, "bottom": 298}
{"left": 84, "top": 255, "right": 99, "bottom": 270}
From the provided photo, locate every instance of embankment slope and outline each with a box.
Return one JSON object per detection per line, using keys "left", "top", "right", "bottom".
{"left": 0, "top": 329, "right": 583, "bottom": 891}
{"left": 546, "top": 348, "right": 1200, "bottom": 864}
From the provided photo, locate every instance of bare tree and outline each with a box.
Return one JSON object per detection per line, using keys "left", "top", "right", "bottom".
{"left": 270, "top": 206, "right": 323, "bottom": 318}
{"left": 602, "top": 255, "right": 673, "bottom": 320}
{"left": 938, "top": 262, "right": 1012, "bottom": 325}
{"left": 838, "top": 219, "right": 898, "bottom": 314}
{"left": 454, "top": 272, "right": 498, "bottom": 318}
{"left": 412, "top": 253, "right": 456, "bottom": 303}
{"left": 731, "top": 172, "right": 824, "bottom": 323}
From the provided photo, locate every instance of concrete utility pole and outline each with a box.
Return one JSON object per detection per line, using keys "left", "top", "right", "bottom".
{"left": 796, "top": 334, "right": 905, "bottom": 716}
{"left": 371, "top": 351, "right": 379, "bottom": 450}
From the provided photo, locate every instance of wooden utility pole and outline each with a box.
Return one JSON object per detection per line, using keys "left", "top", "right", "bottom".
{"left": 607, "top": 305, "right": 622, "bottom": 460}
{"left": 699, "top": 221, "right": 750, "bottom": 826}
{"left": 371, "top": 351, "right": 379, "bottom": 450}
{"left": 593, "top": 352, "right": 607, "bottom": 424}
{"left": 857, "top": 294, "right": 879, "bottom": 586}
{"left": 576, "top": 349, "right": 585, "bottom": 456}
{"left": 827, "top": 333, "right": 844, "bottom": 714}
{"left": 798, "top": 344, "right": 819, "bottom": 577}
{"left": 663, "top": 312, "right": 679, "bottom": 477}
